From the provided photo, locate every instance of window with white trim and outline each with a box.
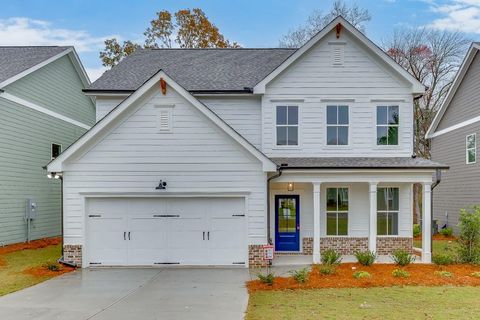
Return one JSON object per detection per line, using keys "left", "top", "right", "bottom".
{"left": 466, "top": 133, "right": 476, "bottom": 164}
{"left": 377, "top": 187, "right": 399, "bottom": 235}
{"left": 326, "top": 187, "right": 348, "bottom": 236}
{"left": 327, "top": 105, "right": 349, "bottom": 145}
{"left": 276, "top": 105, "right": 298, "bottom": 146}
{"left": 155, "top": 105, "right": 174, "bottom": 133}
{"left": 51, "top": 143, "right": 62, "bottom": 160}
{"left": 376, "top": 106, "right": 399, "bottom": 145}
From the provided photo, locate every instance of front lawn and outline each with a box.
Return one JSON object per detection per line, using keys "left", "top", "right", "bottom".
{"left": 246, "top": 286, "right": 480, "bottom": 320}
{"left": 413, "top": 238, "right": 459, "bottom": 256}
{"left": 0, "top": 238, "right": 74, "bottom": 296}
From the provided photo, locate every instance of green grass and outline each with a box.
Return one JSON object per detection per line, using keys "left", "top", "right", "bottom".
{"left": 0, "top": 243, "right": 62, "bottom": 296}
{"left": 246, "top": 287, "right": 480, "bottom": 320}
{"left": 413, "top": 239, "right": 460, "bottom": 256}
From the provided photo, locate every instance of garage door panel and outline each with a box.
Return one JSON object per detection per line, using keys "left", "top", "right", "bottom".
{"left": 208, "top": 217, "right": 246, "bottom": 264}
{"left": 88, "top": 215, "right": 127, "bottom": 265}
{"left": 128, "top": 217, "right": 169, "bottom": 265}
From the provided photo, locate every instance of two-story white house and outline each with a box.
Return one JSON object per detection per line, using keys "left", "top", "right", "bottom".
{"left": 47, "top": 17, "right": 446, "bottom": 268}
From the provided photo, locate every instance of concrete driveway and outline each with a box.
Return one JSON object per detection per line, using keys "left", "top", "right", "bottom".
{"left": 0, "top": 268, "right": 250, "bottom": 320}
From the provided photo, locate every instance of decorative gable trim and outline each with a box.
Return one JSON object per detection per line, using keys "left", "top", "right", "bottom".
{"left": 155, "top": 104, "right": 174, "bottom": 133}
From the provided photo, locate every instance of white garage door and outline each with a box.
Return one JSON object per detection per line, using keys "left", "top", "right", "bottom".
{"left": 86, "top": 197, "right": 247, "bottom": 266}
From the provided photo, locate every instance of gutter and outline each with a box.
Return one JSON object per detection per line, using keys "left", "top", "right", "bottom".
{"left": 266, "top": 166, "right": 283, "bottom": 245}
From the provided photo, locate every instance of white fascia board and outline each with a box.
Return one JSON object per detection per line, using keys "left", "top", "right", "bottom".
{"left": 67, "top": 48, "right": 91, "bottom": 86}
{"left": 253, "top": 16, "right": 425, "bottom": 95}
{"left": 428, "top": 114, "right": 480, "bottom": 138}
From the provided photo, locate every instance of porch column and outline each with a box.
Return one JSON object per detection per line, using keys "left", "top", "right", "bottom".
{"left": 313, "top": 182, "right": 321, "bottom": 264}
{"left": 368, "top": 182, "right": 378, "bottom": 253}
{"left": 422, "top": 183, "right": 432, "bottom": 263}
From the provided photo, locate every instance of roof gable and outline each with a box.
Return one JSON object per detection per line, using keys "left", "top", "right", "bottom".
{"left": 253, "top": 16, "right": 425, "bottom": 95}
{"left": 48, "top": 70, "right": 277, "bottom": 172}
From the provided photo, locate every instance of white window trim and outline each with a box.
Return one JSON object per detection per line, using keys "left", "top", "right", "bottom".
{"left": 325, "top": 104, "right": 351, "bottom": 148}
{"left": 377, "top": 187, "right": 400, "bottom": 236}
{"left": 326, "top": 186, "right": 349, "bottom": 236}
{"left": 51, "top": 143, "right": 62, "bottom": 160}
{"left": 375, "top": 105, "right": 400, "bottom": 147}
{"left": 274, "top": 105, "right": 300, "bottom": 148}
{"left": 466, "top": 133, "right": 476, "bottom": 164}
{"left": 155, "top": 104, "right": 175, "bottom": 133}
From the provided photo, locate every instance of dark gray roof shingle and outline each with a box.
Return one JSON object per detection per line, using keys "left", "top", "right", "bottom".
{"left": 87, "top": 48, "right": 296, "bottom": 92}
{"left": 0, "top": 46, "right": 70, "bottom": 85}
{"left": 271, "top": 157, "right": 448, "bottom": 169}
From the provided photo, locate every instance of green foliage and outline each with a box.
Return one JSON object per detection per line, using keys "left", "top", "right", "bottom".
{"left": 413, "top": 224, "right": 422, "bottom": 238}
{"left": 392, "top": 268, "right": 410, "bottom": 278}
{"left": 440, "top": 227, "right": 453, "bottom": 237}
{"left": 318, "top": 265, "right": 337, "bottom": 275}
{"left": 45, "top": 262, "right": 60, "bottom": 272}
{"left": 470, "top": 272, "right": 480, "bottom": 278}
{"left": 353, "top": 271, "right": 371, "bottom": 279}
{"left": 434, "top": 270, "right": 454, "bottom": 278}
{"left": 391, "top": 249, "right": 415, "bottom": 266}
{"left": 458, "top": 206, "right": 480, "bottom": 263}
{"left": 289, "top": 268, "right": 309, "bottom": 284}
{"left": 257, "top": 271, "right": 275, "bottom": 286}
{"left": 354, "top": 250, "right": 376, "bottom": 266}
{"left": 321, "top": 249, "right": 342, "bottom": 265}
{"left": 432, "top": 253, "right": 456, "bottom": 265}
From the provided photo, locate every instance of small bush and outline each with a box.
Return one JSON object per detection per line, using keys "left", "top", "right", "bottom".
{"left": 353, "top": 271, "right": 371, "bottom": 279}
{"left": 318, "top": 265, "right": 336, "bottom": 275}
{"left": 391, "top": 249, "right": 415, "bottom": 266}
{"left": 289, "top": 267, "right": 309, "bottom": 284}
{"left": 440, "top": 227, "right": 453, "bottom": 237}
{"left": 392, "top": 268, "right": 410, "bottom": 278}
{"left": 458, "top": 206, "right": 480, "bottom": 263}
{"left": 257, "top": 271, "right": 275, "bottom": 285}
{"left": 413, "top": 224, "right": 422, "bottom": 238}
{"left": 432, "top": 253, "right": 456, "bottom": 265}
{"left": 355, "top": 250, "right": 376, "bottom": 266}
{"left": 470, "top": 272, "right": 480, "bottom": 278}
{"left": 45, "top": 263, "right": 60, "bottom": 272}
{"left": 434, "top": 270, "right": 454, "bottom": 278}
{"left": 321, "top": 249, "right": 342, "bottom": 265}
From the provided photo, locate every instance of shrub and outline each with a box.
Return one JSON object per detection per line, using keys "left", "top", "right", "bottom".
{"left": 470, "top": 272, "right": 480, "bottom": 278}
{"left": 434, "top": 270, "right": 454, "bottom": 278}
{"left": 257, "top": 271, "right": 275, "bottom": 285}
{"left": 413, "top": 224, "right": 422, "bottom": 238}
{"left": 391, "top": 249, "right": 415, "bottom": 266}
{"left": 321, "top": 249, "right": 342, "bottom": 265}
{"left": 353, "top": 271, "right": 371, "bottom": 279}
{"left": 289, "top": 267, "right": 309, "bottom": 284}
{"left": 318, "top": 265, "right": 336, "bottom": 275}
{"left": 45, "top": 263, "right": 60, "bottom": 272}
{"left": 458, "top": 206, "right": 480, "bottom": 263}
{"left": 432, "top": 253, "right": 456, "bottom": 265}
{"left": 440, "top": 227, "right": 453, "bottom": 237}
{"left": 355, "top": 250, "right": 376, "bottom": 266}
{"left": 392, "top": 268, "right": 410, "bottom": 278}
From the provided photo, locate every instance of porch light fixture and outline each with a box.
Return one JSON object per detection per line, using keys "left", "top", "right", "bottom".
{"left": 287, "top": 182, "right": 295, "bottom": 192}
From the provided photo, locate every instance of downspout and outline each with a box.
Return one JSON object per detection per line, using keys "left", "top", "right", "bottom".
{"left": 56, "top": 174, "right": 76, "bottom": 268}
{"left": 266, "top": 166, "right": 283, "bottom": 245}
{"left": 430, "top": 168, "right": 442, "bottom": 257}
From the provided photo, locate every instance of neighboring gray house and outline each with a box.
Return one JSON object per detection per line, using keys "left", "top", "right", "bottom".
{"left": 426, "top": 43, "right": 480, "bottom": 233}
{"left": 0, "top": 46, "right": 95, "bottom": 245}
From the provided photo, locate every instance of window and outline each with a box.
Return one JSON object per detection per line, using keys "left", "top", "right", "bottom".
{"left": 377, "top": 187, "right": 399, "bottom": 235}
{"left": 155, "top": 105, "right": 174, "bottom": 133}
{"left": 377, "top": 106, "right": 399, "bottom": 145}
{"left": 327, "top": 105, "right": 349, "bottom": 145}
{"left": 326, "top": 188, "right": 348, "bottom": 236}
{"left": 276, "top": 105, "right": 298, "bottom": 146}
{"left": 466, "top": 133, "right": 476, "bottom": 164}
{"left": 51, "top": 143, "right": 61, "bottom": 159}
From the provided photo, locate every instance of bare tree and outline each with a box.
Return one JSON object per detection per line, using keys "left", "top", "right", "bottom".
{"left": 279, "top": 0, "right": 371, "bottom": 48}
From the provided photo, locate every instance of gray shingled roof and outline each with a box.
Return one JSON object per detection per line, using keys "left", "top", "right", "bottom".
{"left": 0, "top": 46, "right": 70, "bottom": 85}
{"left": 271, "top": 157, "right": 448, "bottom": 169}
{"left": 86, "top": 48, "right": 296, "bottom": 92}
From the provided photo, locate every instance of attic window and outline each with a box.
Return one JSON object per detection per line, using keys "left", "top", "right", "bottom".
{"left": 330, "top": 42, "right": 345, "bottom": 66}
{"left": 155, "top": 105, "right": 175, "bottom": 133}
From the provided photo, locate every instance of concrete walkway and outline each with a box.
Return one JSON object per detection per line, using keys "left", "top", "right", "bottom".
{"left": 0, "top": 268, "right": 250, "bottom": 320}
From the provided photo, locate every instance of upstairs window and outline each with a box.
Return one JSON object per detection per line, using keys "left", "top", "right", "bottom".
{"left": 466, "top": 133, "right": 476, "bottom": 164}
{"left": 327, "top": 105, "right": 349, "bottom": 145}
{"left": 377, "top": 187, "right": 399, "bottom": 236}
{"left": 377, "top": 106, "right": 399, "bottom": 145}
{"left": 276, "top": 105, "right": 298, "bottom": 146}
{"left": 326, "top": 187, "right": 349, "bottom": 236}
{"left": 51, "top": 143, "right": 62, "bottom": 160}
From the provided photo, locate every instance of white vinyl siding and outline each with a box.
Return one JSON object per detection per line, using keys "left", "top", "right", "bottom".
{"left": 466, "top": 133, "right": 476, "bottom": 164}
{"left": 95, "top": 97, "right": 124, "bottom": 122}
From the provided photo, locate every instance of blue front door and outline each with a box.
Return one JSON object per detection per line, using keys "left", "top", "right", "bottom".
{"left": 275, "top": 195, "right": 300, "bottom": 251}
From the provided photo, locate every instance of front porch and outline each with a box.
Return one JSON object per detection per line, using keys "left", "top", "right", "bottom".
{"left": 266, "top": 169, "right": 433, "bottom": 266}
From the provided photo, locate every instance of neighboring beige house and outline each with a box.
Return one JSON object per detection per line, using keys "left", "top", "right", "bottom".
{"left": 48, "top": 17, "right": 446, "bottom": 268}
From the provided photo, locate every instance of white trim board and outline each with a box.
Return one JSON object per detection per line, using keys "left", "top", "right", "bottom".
{"left": 0, "top": 92, "right": 91, "bottom": 130}
{"left": 429, "top": 114, "right": 480, "bottom": 138}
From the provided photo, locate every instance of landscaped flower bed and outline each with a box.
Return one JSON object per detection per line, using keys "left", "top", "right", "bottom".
{"left": 247, "top": 263, "right": 480, "bottom": 292}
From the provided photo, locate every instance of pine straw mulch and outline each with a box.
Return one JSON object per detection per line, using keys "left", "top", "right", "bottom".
{"left": 414, "top": 234, "right": 457, "bottom": 241}
{"left": 23, "top": 264, "right": 75, "bottom": 278}
{"left": 247, "top": 263, "right": 480, "bottom": 293}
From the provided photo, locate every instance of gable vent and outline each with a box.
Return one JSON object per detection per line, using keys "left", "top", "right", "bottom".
{"left": 155, "top": 105, "right": 174, "bottom": 133}
{"left": 330, "top": 43, "right": 345, "bottom": 66}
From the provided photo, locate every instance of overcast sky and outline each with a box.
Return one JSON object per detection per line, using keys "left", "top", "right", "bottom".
{"left": 0, "top": 0, "right": 478, "bottom": 81}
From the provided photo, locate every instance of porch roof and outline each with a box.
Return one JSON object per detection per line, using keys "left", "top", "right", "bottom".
{"left": 271, "top": 157, "right": 449, "bottom": 170}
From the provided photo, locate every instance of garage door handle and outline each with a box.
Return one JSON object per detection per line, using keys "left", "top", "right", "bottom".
{"left": 124, "top": 232, "right": 126, "bottom": 240}
{"left": 203, "top": 231, "right": 205, "bottom": 240}
{"left": 207, "top": 231, "right": 210, "bottom": 240}
{"left": 128, "top": 232, "right": 131, "bottom": 240}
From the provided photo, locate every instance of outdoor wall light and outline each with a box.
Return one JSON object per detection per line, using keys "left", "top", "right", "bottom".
{"left": 156, "top": 179, "right": 167, "bottom": 190}
{"left": 287, "top": 182, "right": 294, "bottom": 191}
{"left": 47, "top": 172, "right": 62, "bottom": 180}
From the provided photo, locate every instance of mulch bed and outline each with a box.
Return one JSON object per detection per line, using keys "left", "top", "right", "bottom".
{"left": 247, "top": 263, "right": 480, "bottom": 292}
{"left": 414, "top": 235, "right": 457, "bottom": 241}
{"left": 0, "top": 237, "right": 62, "bottom": 255}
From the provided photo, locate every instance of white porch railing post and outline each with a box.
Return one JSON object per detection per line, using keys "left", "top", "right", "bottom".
{"left": 313, "top": 182, "right": 321, "bottom": 264}
{"left": 369, "top": 182, "right": 378, "bottom": 253}
{"left": 422, "top": 183, "right": 432, "bottom": 263}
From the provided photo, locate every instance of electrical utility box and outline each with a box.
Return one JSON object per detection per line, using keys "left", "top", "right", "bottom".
{"left": 25, "top": 199, "right": 38, "bottom": 220}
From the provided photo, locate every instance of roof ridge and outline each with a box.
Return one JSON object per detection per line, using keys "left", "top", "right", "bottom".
{"left": 0, "top": 45, "right": 71, "bottom": 48}
{"left": 139, "top": 47, "right": 297, "bottom": 51}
